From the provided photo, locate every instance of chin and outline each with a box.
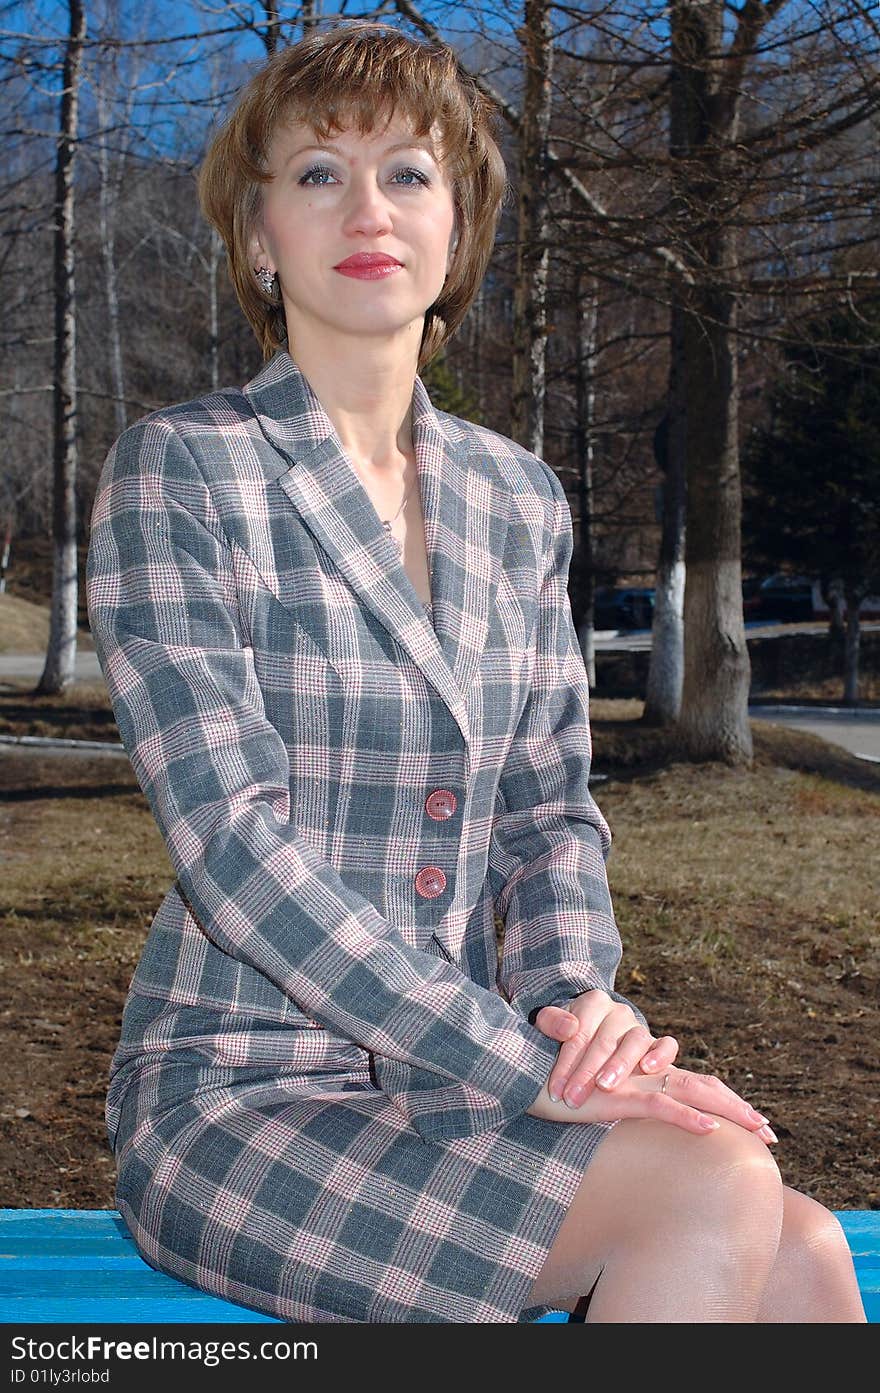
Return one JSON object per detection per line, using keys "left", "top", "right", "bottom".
{"left": 333, "top": 309, "right": 430, "bottom": 337}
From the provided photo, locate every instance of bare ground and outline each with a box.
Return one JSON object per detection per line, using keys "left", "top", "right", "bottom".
{"left": 0, "top": 681, "right": 877, "bottom": 1212}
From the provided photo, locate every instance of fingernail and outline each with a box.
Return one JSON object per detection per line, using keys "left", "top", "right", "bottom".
{"left": 564, "top": 1085, "right": 585, "bottom": 1108}
{"left": 642, "top": 1057, "right": 658, "bottom": 1070}
{"left": 596, "top": 1067, "right": 621, "bottom": 1088}
{"left": 758, "top": 1124, "right": 778, "bottom": 1143}
{"left": 699, "top": 1116, "right": 720, "bottom": 1131}
{"left": 548, "top": 1089, "right": 560, "bottom": 1102}
{"left": 747, "top": 1107, "right": 770, "bottom": 1125}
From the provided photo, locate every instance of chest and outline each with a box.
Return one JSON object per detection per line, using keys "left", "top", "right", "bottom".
{"left": 354, "top": 458, "right": 432, "bottom": 609}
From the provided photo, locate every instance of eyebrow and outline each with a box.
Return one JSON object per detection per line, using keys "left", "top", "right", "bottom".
{"left": 286, "top": 140, "right": 438, "bottom": 164}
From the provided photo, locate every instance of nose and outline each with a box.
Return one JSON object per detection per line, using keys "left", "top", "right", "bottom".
{"left": 340, "top": 172, "right": 395, "bottom": 238}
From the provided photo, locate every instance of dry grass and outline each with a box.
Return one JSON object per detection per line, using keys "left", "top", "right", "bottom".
{"left": 0, "top": 687, "right": 877, "bottom": 1209}
{"left": 0, "top": 678, "right": 113, "bottom": 742}
{"left": 0, "top": 592, "right": 94, "bottom": 654}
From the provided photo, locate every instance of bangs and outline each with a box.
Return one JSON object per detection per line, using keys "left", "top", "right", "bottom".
{"left": 246, "top": 31, "right": 481, "bottom": 182}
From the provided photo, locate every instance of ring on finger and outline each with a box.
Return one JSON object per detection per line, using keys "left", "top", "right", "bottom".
{"left": 659, "top": 1072, "right": 670, "bottom": 1093}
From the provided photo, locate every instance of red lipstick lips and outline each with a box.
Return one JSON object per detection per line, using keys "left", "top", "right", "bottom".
{"left": 333, "top": 252, "right": 403, "bottom": 280}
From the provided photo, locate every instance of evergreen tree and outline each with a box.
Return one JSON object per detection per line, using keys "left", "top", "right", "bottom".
{"left": 743, "top": 300, "right": 880, "bottom": 703}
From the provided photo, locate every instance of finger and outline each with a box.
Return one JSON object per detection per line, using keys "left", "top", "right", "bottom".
{"left": 628, "top": 1089, "right": 724, "bottom": 1136}
{"left": 637, "top": 1036, "right": 679, "bottom": 1073}
{"left": 638, "top": 1037, "right": 679, "bottom": 1071}
{"left": 546, "top": 1000, "right": 613, "bottom": 1100}
{"left": 532, "top": 1005, "right": 580, "bottom": 1041}
{"left": 591, "top": 1024, "right": 658, "bottom": 1094}
{"left": 665, "top": 1070, "right": 778, "bottom": 1143}
{"left": 560, "top": 1008, "right": 649, "bottom": 1106}
{"left": 548, "top": 1072, "right": 725, "bottom": 1136}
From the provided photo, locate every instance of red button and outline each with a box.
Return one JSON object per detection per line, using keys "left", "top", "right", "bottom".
{"left": 415, "top": 866, "right": 447, "bottom": 899}
{"left": 425, "top": 789, "right": 457, "bottom": 821}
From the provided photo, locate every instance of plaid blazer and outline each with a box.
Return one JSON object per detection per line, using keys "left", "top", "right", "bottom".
{"left": 86, "top": 348, "right": 646, "bottom": 1156}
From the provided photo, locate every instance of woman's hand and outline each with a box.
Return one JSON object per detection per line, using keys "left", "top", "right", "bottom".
{"left": 532, "top": 989, "right": 680, "bottom": 1108}
{"left": 526, "top": 1062, "right": 779, "bottom": 1143}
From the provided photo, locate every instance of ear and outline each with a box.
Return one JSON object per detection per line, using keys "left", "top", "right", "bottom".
{"left": 446, "top": 224, "right": 459, "bottom": 275}
{"left": 247, "top": 222, "right": 273, "bottom": 274}
{"left": 447, "top": 206, "right": 460, "bottom": 257}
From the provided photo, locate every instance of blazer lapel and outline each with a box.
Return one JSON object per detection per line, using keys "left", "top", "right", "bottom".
{"left": 242, "top": 350, "right": 512, "bottom": 745}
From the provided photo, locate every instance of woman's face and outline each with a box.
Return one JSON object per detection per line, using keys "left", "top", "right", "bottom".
{"left": 248, "top": 112, "right": 458, "bottom": 352}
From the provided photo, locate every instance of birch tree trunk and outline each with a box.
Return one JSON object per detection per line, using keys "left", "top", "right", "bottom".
{"left": 469, "top": 280, "right": 484, "bottom": 412}
{"left": 96, "top": 84, "right": 127, "bottom": 438}
{"left": 37, "top": 0, "right": 86, "bottom": 697}
{"left": 574, "top": 269, "right": 598, "bottom": 688}
{"left": 643, "top": 296, "right": 687, "bottom": 723}
{"left": 511, "top": 0, "right": 553, "bottom": 457}
{"left": 208, "top": 227, "right": 221, "bottom": 392}
{"left": 643, "top": 34, "right": 692, "bottom": 727}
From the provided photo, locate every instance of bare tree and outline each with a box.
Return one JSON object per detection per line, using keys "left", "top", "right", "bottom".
{"left": 666, "top": 0, "right": 755, "bottom": 762}
{"left": 573, "top": 265, "right": 599, "bottom": 687}
{"left": 511, "top": 0, "right": 553, "bottom": 455}
{"left": 36, "top": 0, "right": 87, "bottom": 696}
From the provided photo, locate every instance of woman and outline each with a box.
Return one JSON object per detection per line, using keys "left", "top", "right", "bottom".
{"left": 85, "top": 21, "right": 865, "bottom": 1323}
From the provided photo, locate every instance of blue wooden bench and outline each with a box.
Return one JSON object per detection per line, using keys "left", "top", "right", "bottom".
{"left": 1, "top": 1208, "right": 877, "bottom": 1323}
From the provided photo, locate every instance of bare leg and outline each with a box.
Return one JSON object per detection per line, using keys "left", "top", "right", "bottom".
{"left": 756, "top": 1187, "right": 866, "bottom": 1323}
{"left": 526, "top": 1118, "right": 866, "bottom": 1322}
{"left": 526, "top": 1115, "right": 785, "bottom": 1322}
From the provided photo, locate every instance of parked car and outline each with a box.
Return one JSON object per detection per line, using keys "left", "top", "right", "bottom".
{"left": 741, "top": 576, "right": 767, "bottom": 621}
{"left": 593, "top": 586, "right": 655, "bottom": 631}
{"left": 757, "top": 573, "right": 815, "bottom": 622}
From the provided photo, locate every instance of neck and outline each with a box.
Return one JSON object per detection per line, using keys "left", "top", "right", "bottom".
{"left": 284, "top": 315, "right": 423, "bottom": 470}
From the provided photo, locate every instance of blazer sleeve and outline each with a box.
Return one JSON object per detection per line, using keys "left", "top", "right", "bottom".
{"left": 489, "top": 460, "right": 650, "bottom": 1034}
{"left": 86, "top": 416, "right": 564, "bottom": 1144}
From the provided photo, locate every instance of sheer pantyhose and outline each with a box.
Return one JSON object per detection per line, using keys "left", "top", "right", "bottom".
{"left": 524, "top": 1116, "right": 866, "bottom": 1322}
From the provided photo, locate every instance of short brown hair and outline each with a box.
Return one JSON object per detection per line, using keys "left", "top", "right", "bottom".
{"left": 197, "top": 21, "right": 509, "bottom": 373}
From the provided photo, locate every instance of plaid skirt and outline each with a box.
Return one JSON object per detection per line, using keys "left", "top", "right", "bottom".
{"left": 112, "top": 1058, "right": 621, "bottom": 1324}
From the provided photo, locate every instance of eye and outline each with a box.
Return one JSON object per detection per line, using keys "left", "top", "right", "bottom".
{"left": 392, "top": 167, "right": 431, "bottom": 187}
{"left": 298, "top": 164, "right": 336, "bottom": 187}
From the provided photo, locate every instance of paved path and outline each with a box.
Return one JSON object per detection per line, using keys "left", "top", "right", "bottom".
{"left": 0, "top": 650, "right": 102, "bottom": 682}
{"left": 593, "top": 619, "right": 880, "bottom": 652}
{"left": 748, "top": 705, "right": 880, "bottom": 763}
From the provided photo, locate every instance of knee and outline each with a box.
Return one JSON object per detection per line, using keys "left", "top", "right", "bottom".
{"left": 701, "top": 1118, "right": 785, "bottom": 1245}
{"left": 782, "top": 1192, "right": 855, "bottom": 1272}
{"left": 701, "top": 1116, "right": 784, "bottom": 1191}
{"left": 766, "top": 1190, "right": 865, "bottom": 1320}
{"left": 610, "top": 1115, "right": 784, "bottom": 1243}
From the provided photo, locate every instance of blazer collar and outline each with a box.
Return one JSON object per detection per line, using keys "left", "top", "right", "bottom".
{"left": 242, "top": 349, "right": 512, "bottom": 743}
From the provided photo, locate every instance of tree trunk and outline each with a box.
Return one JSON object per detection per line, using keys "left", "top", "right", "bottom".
{"left": 670, "top": 0, "right": 752, "bottom": 764}
{"left": 842, "top": 585, "right": 861, "bottom": 705}
{"left": 512, "top": 0, "right": 553, "bottom": 457}
{"left": 643, "top": 299, "right": 687, "bottom": 724}
{"left": 96, "top": 85, "right": 127, "bottom": 438}
{"left": 678, "top": 233, "right": 751, "bottom": 761}
{"left": 828, "top": 581, "right": 845, "bottom": 635}
{"left": 208, "top": 227, "right": 222, "bottom": 392}
{"left": 573, "top": 269, "right": 598, "bottom": 687}
{"left": 470, "top": 281, "right": 484, "bottom": 412}
{"left": 36, "top": 0, "right": 86, "bottom": 697}
{"left": 264, "top": 3, "right": 281, "bottom": 51}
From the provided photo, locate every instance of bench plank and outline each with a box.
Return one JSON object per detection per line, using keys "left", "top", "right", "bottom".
{"left": 2, "top": 1209, "right": 876, "bottom": 1324}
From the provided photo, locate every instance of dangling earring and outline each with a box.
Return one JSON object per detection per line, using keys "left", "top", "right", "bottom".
{"left": 255, "top": 266, "right": 277, "bottom": 295}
